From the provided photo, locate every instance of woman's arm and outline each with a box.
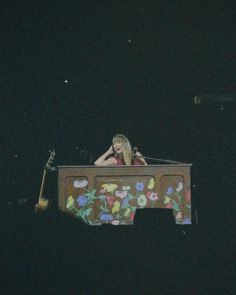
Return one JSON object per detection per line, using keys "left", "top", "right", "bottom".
{"left": 135, "top": 151, "right": 148, "bottom": 165}
{"left": 94, "top": 146, "right": 116, "bottom": 166}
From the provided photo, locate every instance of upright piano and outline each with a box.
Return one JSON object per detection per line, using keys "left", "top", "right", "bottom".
{"left": 58, "top": 164, "right": 192, "bottom": 225}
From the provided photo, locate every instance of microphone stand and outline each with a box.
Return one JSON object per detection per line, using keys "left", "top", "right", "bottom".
{"left": 136, "top": 155, "right": 186, "bottom": 165}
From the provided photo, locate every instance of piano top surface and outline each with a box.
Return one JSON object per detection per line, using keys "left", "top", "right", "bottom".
{"left": 57, "top": 164, "right": 192, "bottom": 168}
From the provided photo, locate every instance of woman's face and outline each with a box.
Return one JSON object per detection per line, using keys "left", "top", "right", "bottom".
{"left": 113, "top": 139, "right": 123, "bottom": 154}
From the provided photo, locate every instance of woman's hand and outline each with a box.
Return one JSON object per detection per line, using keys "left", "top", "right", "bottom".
{"left": 106, "top": 145, "right": 114, "bottom": 155}
{"left": 136, "top": 151, "right": 148, "bottom": 165}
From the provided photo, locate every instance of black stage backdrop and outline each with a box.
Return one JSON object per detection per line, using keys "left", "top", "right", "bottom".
{"left": 0, "top": 1, "right": 235, "bottom": 294}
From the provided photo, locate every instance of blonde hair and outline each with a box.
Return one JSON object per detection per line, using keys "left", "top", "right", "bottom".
{"left": 112, "top": 134, "right": 132, "bottom": 165}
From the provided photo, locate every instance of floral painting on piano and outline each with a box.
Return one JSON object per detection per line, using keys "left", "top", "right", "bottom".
{"left": 64, "top": 175, "right": 191, "bottom": 225}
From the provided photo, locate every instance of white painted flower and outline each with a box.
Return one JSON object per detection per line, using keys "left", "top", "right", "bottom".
{"left": 148, "top": 192, "right": 158, "bottom": 201}
{"left": 137, "top": 195, "right": 147, "bottom": 207}
{"left": 176, "top": 182, "right": 183, "bottom": 193}
{"left": 175, "top": 212, "right": 183, "bottom": 220}
{"left": 73, "top": 179, "right": 88, "bottom": 188}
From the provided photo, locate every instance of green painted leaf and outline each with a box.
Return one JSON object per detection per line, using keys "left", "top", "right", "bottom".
{"left": 177, "top": 194, "right": 183, "bottom": 202}
{"left": 82, "top": 208, "right": 92, "bottom": 217}
{"left": 172, "top": 200, "right": 180, "bottom": 212}
{"left": 75, "top": 210, "right": 83, "bottom": 217}
{"left": 85, "top": 189, "right": 97, "bottom": 199}
{"left": 98, "top": 195, "right": 106, "bottom": 200}
{"left": 127, "top": 193, "right": 135, "bottom": 200}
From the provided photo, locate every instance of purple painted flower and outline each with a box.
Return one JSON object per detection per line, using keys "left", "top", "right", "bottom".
{"left": 166, "top": 186, "right": 173, "bottom": 196}
{"left": 122, "top": 197, "right": 129, "bottom": 208}
{"left": 77, "top": 195, "right": 88, "bottom": 207}
{"left": 115, "top": 190, "right": 127, "bottom": 199}
{"left": 135, "top": 182, "right": 145, "bottom": 192}
{"left": 99, "top": 214, "right": 113, "bottom": 222}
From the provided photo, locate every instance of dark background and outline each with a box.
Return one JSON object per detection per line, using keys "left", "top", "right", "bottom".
{"left": 0, "top": 1, "right": 235, "bottom": 294}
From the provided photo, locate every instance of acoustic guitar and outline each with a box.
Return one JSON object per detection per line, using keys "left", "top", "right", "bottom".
{"left": 35, "top": 149, "right": 55, "bottom": 213}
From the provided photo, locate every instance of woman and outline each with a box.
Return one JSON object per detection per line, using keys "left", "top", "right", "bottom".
{"left": 94, "top": 134, "right": 147, "bottom": 166}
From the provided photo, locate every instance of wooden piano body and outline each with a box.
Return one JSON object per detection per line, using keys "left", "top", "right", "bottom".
{"left": 58, "top": 164, "right": 192, "bottom": 225}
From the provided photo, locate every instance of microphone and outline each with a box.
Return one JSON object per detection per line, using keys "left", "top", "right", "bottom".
{"left": 132, "top": 147, "right": 139, "bottom": 159}
{"left": 133, "top": 146, "right": 138, "bottom": 154}
{"left": 132, "top": 146, "right": 185, "bottom": 164}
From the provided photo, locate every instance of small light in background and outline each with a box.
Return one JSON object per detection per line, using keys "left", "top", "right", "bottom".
{"left": 194, "top": 96, "right": 201, "bottom": 105}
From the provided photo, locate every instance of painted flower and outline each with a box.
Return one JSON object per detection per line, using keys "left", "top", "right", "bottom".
{"left": 137, "top": 195, "right": 147, "bottom": 207}
{"left": 106, "top": 195, "right": 114, "bottom": 207}
{"left": 166, "top": 203, "right": 172, "bottom": 209}
{"left": 112, "top": 220, "right": 120, "bottom": 225}
{"left": 129, "top": 212, "right": 135, "bottom": 221}
{"left": 185, "top": 190, "right": 191, "bottom": 202}
{"left": 176, "top": 182, "right": 183, "bottom": 193}
{"left": 115, "top": 190, "right": 128, "bottom": 199}
{"left": 164, "top": 196, "right": 171, "bottom": 204}
{"left": 77, "top": 195, "right": 88, "bottom": 207}
{"left": 124, "top": 208, "right": 131, "bottom": 218}
{"left": 100, "top": 214, "right": 113, "bottom": 222}
{"left": 147, "top": 178, "right": 155, "bottom": 190}
{"left": 166, "top": 186, "right": 173, "bottom": 196}
{"left": 175, "top": 211, "right": 183, "bottom": 220}
{"left": 147, "top": 192, "right": 158, "bottom": 201}
{"left": 112, "top": 200, "right": 121, "bottom": 214}
{"left": 182, "top": 218, "right": 191, "bottom": 224}
{"left": 99, "top": 188, "right": 106, "bottom": 194}
{"left": 122, "top": 186, "right": 131, "bottom": 191}
{"left": 73, "top": 179, "right": 88, "bottom": 188}
{"left": 102, "top": 183, "right": 118, "bottom": 193}
{"left": 122, "top": 197, "right": 129, "bottom": 208}
{"left": 66, "top": 195, "right": 75, "bottom": 209}
{"left": 135, "top": 182, "right": 145, "bottom": 192}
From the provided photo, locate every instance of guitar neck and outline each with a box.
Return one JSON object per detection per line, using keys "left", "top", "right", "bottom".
{"left": 38, "top": 168, "right": 47, "bottom": 202}
{"left": 37, "top": 149, "right": 55, "bottom": 203}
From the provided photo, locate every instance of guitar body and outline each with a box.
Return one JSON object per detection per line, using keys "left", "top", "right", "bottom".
{"left": 35, "top": 198, "right": 49, "bottom": 212}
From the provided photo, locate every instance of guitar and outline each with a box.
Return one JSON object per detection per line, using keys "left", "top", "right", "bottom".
{"left": 35, "top": 149, "right": 56, "bottom": 213}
